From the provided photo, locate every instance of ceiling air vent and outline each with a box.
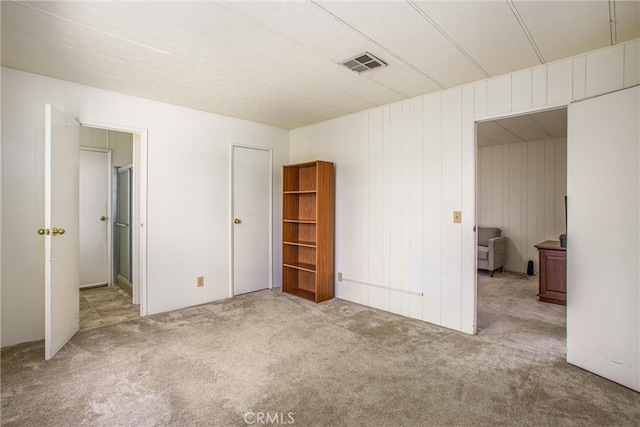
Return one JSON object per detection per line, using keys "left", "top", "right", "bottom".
{"left": 342, "top": 52, "right": 387, "bottom": 74}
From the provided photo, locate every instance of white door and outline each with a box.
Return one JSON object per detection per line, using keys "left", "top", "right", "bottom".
{"left": 44, "top": 104, "right": 80, "bottom": 360}
{"left": 232, "top": 146, "right": 271, "bottom": 295}
{"left": 79, "top": 149, "right": 109, "bottom": 288}
{"left": 566, "top": 86, "right": 639, "bottom": 391}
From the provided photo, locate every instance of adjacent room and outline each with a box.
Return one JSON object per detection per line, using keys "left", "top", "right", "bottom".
{"left": 2, "top": 1, "right": 639, "bottom": 425}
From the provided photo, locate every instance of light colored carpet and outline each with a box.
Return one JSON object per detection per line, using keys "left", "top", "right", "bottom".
{"left": 2, "top": 272, "right": 639, "bottom": 426}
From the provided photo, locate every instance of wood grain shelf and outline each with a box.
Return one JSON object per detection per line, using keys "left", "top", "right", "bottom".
{"left": 282, "top": 160, "right": 334, "bottom": 303}
{"left": 283, "top": 262, "right": 317, "bottom": 273}
{"left": 283, "top": 240, "right": 317, "bottom": 248}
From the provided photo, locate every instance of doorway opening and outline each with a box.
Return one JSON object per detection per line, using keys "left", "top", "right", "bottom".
{"left": 475, "top": 107, "right": 567, "bottom": 347}
{"left": 78, "top": 124, "right": 148, "bottom": 328}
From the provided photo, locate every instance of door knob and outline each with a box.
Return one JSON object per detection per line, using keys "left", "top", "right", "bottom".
{"left": 51, "top": 227, "right": 66, "bottom": 236}
{"left": 100, "top": 216, "right": 106, "bottom": 221}
{"left": 234, "top": 218, "right": 241, "bottom": 224}
{"left": 37, "top": 228, "right": 50, "bottom": 235}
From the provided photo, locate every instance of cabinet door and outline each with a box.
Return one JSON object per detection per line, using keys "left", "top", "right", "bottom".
{"left": 543, "top": 251, "right": 566, "bottom": 295}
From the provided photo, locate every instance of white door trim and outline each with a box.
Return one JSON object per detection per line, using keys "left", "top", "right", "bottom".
{"left": 229, "top": 143, "right": 274, "bottom": 298}
{"left": 79, "top": 120, "right": 148, "bottom": 317}
{"left": 79, "top": 147, "right": 112, "bottom": 288}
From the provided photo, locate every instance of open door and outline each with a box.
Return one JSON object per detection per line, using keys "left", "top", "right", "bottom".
{"left": 566, "top": 86, "right": 639, "bottom": 391}
{"left": 43, "top": 104, "right": 80, "bottom": 360}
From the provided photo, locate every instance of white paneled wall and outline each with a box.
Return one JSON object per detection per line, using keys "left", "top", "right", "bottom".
{"left": 1, "top": 68, "right": 288, "bottom": 347}
{"left": 290, "top": 39, "right": 639, "bottom": 334}
{"left": 478, "top": 138, "right": 567, "bottom": 274}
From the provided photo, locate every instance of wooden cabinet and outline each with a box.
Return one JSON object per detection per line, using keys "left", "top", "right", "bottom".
{"left": 535, "top": 240, "right": 566, "bottom": 305}
{"left": 282, "top": 161, "right": 334, "bottom": 302}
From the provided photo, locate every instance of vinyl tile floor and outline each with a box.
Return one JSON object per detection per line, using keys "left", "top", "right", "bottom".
{"left": 79, "top": 285, "right": 140, "bottom": 330}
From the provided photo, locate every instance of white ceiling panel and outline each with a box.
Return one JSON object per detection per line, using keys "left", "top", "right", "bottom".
{"left": 477, "top": 108, "right": 567, "bottom": 147}
{"left": 314, "top": 0, "right": 487, "bottom": 88}
{"left": 411, "top": 1, "right": 542, "bottom": 76}
{"left": 1, "top": 1, "right": 637, "bottom": 129}
{"left": 513, "top": 1, "right": 613, "bottom": 62}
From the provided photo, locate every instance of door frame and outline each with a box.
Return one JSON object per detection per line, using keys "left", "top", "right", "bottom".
{"left": 229, "top": 143, "right": 274, "bottom": 298}
{"left": 79, "top": 147, "right": 112, "bottom": 288}
{"left": 80, "top": 120, "right": 149, "bottom": 316}
{"left": 474, "top": 104, "right": 568, "bottom": 336}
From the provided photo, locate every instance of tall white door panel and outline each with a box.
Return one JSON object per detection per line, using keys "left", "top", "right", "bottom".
{"left": 43, "top": 104, "right": 80, "bottom": 360}
{"left": 566, "top": 86, "right": 639, "bottom": 391}
{"left": 232, "top": 146, "right": 271, "bottom": 296}
{"left": 79, "top": 149, "right": 109, "bottom": 288}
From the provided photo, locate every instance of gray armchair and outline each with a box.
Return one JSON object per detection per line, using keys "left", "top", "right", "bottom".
{"left": 477, "top": 227, "right": 506, "bottom": 277}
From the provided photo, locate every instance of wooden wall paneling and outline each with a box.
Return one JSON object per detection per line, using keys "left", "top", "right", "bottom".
{"left": 536, "top": 142, "right": 546, "bottom": 245}
{"left": 490, "top": 146, "right": 504, "bottom": 227}
{"left": 388, "top": 103, "right": 404, "bottom": 314}
{"left": 507, "top": 144, "right": 523, "bottom": 272}
{"left": 547, "top": 60, "right": 573, "bottom": 106}
{"left": 502, "top": 145, "right": 510, "bottom": 244}
{"left": 478, "top": 148, "right": 492, "bottom": 226}
{"left": 334, "top": 115, "right": 363, "bottom": 303}
{"left": 409, "top": 97, "right": 425, "bottom": 320}
{"left": 544, "top": 140, "right": 557, "bottom": 239}
{"left": 401, "top": 100, "right": 412, "bottom": 317}
{"left": 368, "top": 108, "right": 384, "bottom": 310}
{"left": 422, "top": 93, "right": 443, "bottom": 325}
{"left": 460, "top": 85, "right": 477, "bottom": 333}
{"left": 572, "top": 56, "right": 587, "bottom": 101}
{"left": 440, "top": 88, "right": 463, "bottom": 330}
{"left": 520, "top": 143, "right": 529, "bottom": 274}
{"left": 487, "top": 75, "right": 512, "bottom": 117}
{"left": 512, "top": 70, "right": 533, "bottom": 112}
{"left": 555, "top": 139, "right": 567, "bottom": 237}
{"left": 586, "top": 45, "right": 624, "bottom": 98}
{"left": 624, "top": 40, "right": 640, "bottom": 88}
{"left": 532, "top": 67, "right": 547, "bottom": 108}
{"left": 361, "top": 113, "right": 370, "bottom": 305}
{"left": 474, "top": 81, "right": 487, "bottom": 119}
{"left": 381, "top": 106, "right": 391, "bottom": 312}
{"left": 527, "top": 141, "right": 540, "bottom": 271}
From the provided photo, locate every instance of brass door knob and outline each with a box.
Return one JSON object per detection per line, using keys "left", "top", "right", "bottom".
{"left": 234, "top": 218, "right": 241, "bottom": 224}
{"left": 51, "top": 227, "right": 66, "bottom": 236}
{"left": 100, "top": 216, "right": 106, "bottom": 221}
{"left": 37, "top": 228, "right": 50, "bottom": 235}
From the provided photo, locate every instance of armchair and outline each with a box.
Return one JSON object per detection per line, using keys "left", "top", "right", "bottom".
{"left": 477, "top": 227, "right": 506, "bottom": 277}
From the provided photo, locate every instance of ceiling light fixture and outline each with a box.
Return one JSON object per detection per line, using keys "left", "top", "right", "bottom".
{"left": 341, "top": 52, "right": 387, "bottom": 74}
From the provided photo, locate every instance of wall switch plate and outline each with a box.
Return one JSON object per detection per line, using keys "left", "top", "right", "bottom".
{"left": 338, "top": 272, "right": 343, "bottom": 281}
{"left": 197, "top": 276, "right": 204, "bottom": 287}
{"left": 453, "top": 211, "right": 462, "bottom": 223}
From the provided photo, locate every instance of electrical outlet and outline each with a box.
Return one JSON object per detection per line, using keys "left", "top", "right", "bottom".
{"left": 453, "top": 211, "right": 462, "bottom": 223}
{"left": 338, "top": 272, "right": 343, "bottom": 281}
{"left": 197, "top": 276, "right": 204, "bottom": 287}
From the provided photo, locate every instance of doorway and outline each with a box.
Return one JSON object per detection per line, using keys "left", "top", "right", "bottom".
{"left": 231, "top": 145, "right": 272, "bottom": 296}
{"left": 78, "top": 123, "right": 148, "bottom": 315}
{"left": 475, "top": 107, "right": 567, "bottom": 338}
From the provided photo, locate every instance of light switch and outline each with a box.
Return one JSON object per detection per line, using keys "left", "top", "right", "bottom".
{"left": 453, "top": 211, "right": 462, "bottom": 223}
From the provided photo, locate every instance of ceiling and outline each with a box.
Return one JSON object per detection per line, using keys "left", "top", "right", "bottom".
{"left": 1, "top": 1, "right": 638, "bottom": 130}
{"left": 477, "top": 108, "right": 567, "bottom": 147}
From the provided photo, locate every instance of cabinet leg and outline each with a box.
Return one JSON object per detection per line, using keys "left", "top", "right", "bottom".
{"left": 490, "top": 270, "right": 494, "bottom": 277}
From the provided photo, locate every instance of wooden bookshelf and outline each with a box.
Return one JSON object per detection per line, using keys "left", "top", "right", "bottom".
{"left": 282, "top": 161, "right": 334, "bottom": 302}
